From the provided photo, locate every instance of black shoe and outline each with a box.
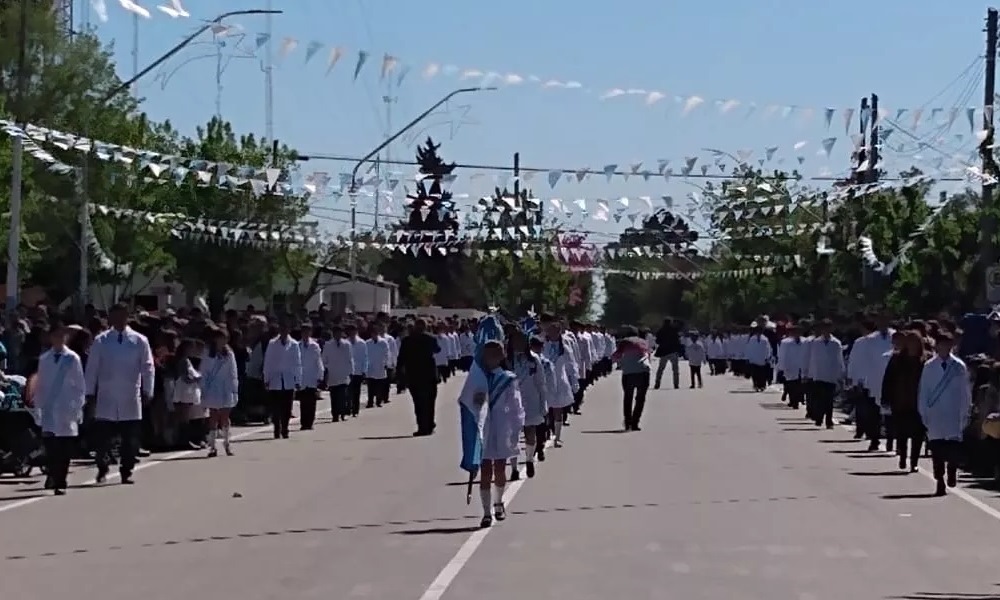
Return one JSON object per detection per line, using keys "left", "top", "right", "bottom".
{"left": 494, "top": 503, "right": 506, "bottom": 521}
{"left": 273, "top": 430, "right": 281, "bottom": 440}
{"left": 526, "top": 462, "right": 535, "bottom": 478}
{"left": 947, "top": 470, "right": 957, "bottom": 488}
{"left": 935, "top": 480, "right": 947, "bottom": 496}
{"left": 54, "top": 488, "right": 66, "bottom": 496}
{"left": 631, "top": 424, "right": 642, "bottom": 432}
{"left": 120, "top": 474, "right": 134, "bottom": 485}
{"left": 480, "top": 515, "right": 493, "bottom": 528}
{"left": 96, "top": 468, "right": 108, "bottom": 484}
{"left": 537, "top": 448, "right": 546, "bottom": 462}
{"left": 867, "top": 442, "right": 880, "bottom": 452}
{"left": 281, "top": 432, "right": 290, "bottom": 439}
{"left": 510, "top": 469, "right": 520, "bottom": 481}
{"left": 898, "top": 455, "right": 907, "bottom": 470}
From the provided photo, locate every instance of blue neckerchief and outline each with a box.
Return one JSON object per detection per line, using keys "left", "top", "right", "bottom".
{"left": 926, "top": 358, "right": 961, "bottom": 409}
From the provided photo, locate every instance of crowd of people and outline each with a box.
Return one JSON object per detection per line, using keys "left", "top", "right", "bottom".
{"left": 628, "top": 313, "right": 994, "bottom": 498}
{"left": 0, "top": 302, "right": 621, "bottom": 515}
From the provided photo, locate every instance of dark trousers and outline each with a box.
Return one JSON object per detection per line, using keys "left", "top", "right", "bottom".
{"left": 928, "top": 439, "right": 960, "bottom": 482}
{"left": 348, "top": 375, "right": 364, "bottom": 416}
{"left": 329, "top": 384, "right": 349, "bottom": 420}
{"left": 622, "top": 371, "right": 650, "bottom": 428}
{"left": 437, "top": 365, "right": 450, "bottom": 383}
{"left": 366, "top": 378, "right": 390, "bottom": 407}
{"left": 894, "top": 412, "right": 925, "bottom": 467}
{"left": 44, "top": 434, "right": 74, "bottom": 490}
{"left": 857, "top": 395, "right": 881, "bottom": 443}
{"left": 298, "top": 387, "right": 318, "bottom": 429}
{"left": 94, "top": 419, "right": 140, "bottom": 477}
{"left": 410, "top": 381, "right": 438, "bottom": 433}
{"left": 689, "top": 364, "right": 703, "bottom": 387}
{"left": 784, "top": 379, "right": 805, "bottom": 409}
{"left": 750, "top": 364, "right": 768, "bottom": 390}
{"left": 810, "top": 381, "right": 836, "bottom": 427}
{"left": 268, "top": 389, "right": 294, "bottom": 437}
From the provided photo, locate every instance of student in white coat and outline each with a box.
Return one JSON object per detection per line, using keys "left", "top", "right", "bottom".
{"left": 322, "top": 324, "right": 354, "bottom": 422}
{"left": 365, "top": 321, "right": 392, "bottom": 408}
{"left": 805, "top": 319, "right": 845, "bottom": 429}
{"left": 918, "top": 331, "right": 972, "bottom": 496}
{"left": 34, "top": 321, "right": 86, "bottom": 495}
{"left": 744, "top": 326, "right": 773, "bottom": 392}
{"left": 297, "top": 325, "right": 325, "bottom": 430}
{"left": 84, "top": 303, "right": 155, "bottom": 485}
{"left": 345, "top": 323, "right": 368, "bottom": 417}
{"left": 263, "top": 322, "right": 302, "bottom": 439}
{"left": 200, "top": 327, "right": 240, "bottom": 457}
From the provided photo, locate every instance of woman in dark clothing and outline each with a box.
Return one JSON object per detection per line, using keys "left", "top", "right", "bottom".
{"left": 882, "top": 331, "right": 927, "bottom": 472}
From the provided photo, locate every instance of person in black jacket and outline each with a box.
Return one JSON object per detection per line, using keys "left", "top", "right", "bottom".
{"left": 654, "top": 318, "right": 683, "bottom": 389}
{"left": 398, "top": 318, "right": 441, "bottom": 436}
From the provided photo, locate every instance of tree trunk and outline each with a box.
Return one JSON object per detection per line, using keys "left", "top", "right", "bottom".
{"left": 207, "top": 288, "right": 228, "bottom": 320}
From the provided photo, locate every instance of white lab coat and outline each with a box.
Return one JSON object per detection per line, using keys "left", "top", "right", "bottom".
{"left": 263, "top": 336, "right": 302, "bottom": 391}
{"left": 776, "top": 337, "right": 808, "bottom": 381}
{"left": 322, "top": 338, "right": 354, "bottom": 386}
{"left": 366, "top": 336, "right": 391, "bottom": 379}
{"left": 35, "top": 348, "right": 86, "bottom": 437}
{"left": 918, "top": 354, "right": 972, "bottom": 441}
{"left": 199, "top": 349, "right": 240, "bottom": 410}
{"left": 85, "top": 326, "right": 155, "bottom": 422}
{"left": 300, "top": 338, "right": 324, "bottom": 389}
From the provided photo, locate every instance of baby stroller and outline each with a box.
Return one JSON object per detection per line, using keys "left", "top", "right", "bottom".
{"left": 0, "top": 375, "right": 46, "bottom": 477}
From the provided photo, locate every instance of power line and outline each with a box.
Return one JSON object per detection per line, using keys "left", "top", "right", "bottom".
{"left": 297, "top": 151, "right": 964, "bottom": 182}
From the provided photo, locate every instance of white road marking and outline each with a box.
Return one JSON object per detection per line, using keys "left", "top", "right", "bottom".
{"left": 0, "top": 408, "right": 333, "bottom": 514}
{"left": 416, "top": 478, "right": 526, "bottom": 600}
{"left": 417, "top": 440, "right": 553, "bottom": 600}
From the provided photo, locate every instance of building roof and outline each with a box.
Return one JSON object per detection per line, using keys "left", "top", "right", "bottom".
{"left": 315, "top": 264, "right": 399, "bottom": 289}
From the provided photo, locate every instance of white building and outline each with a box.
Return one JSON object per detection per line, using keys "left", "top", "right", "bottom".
{"left": 85, "top": 265, "right": 398, "bottom": 315}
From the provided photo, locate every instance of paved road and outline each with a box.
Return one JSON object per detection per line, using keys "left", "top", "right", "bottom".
{"left": 4, "top": 373, "right": 1000, "bottom": 599}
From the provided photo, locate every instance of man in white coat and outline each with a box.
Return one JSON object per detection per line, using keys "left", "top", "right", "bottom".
{"left": 84, "top": 304, "right": 155, "bottom": 485}
{"left": 918, "top": 331, "right": 972, "bottom": 496}
{"left": 34, "top": 320, "right": 86, "bottom": 495}
{"left": 263, "top": 321, "right": 302, "bottom": 439}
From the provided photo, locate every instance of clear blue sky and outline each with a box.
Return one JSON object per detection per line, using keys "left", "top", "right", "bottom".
{"left": 88, "top": 0, "right": 989, "bottom": 241}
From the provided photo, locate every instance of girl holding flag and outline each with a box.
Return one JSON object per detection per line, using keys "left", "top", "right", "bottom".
{"left": 458, "top": 316, "right": 525, "bottom": 528}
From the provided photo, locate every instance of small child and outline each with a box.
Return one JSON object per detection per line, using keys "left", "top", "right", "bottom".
{"left": 686, "top": 332, "right": 707, "bottom": 389}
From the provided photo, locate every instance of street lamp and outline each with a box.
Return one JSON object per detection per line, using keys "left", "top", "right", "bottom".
{"left": 344, "top": 85, "right": 498, "bottom": 291}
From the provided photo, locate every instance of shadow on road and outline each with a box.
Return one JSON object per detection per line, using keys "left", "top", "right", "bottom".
{"left": 887, "top": 594, "right": 1000, "bottom": 599}
{"left": 393, "top": 525, "right": 481, "bottom": 536}
{"left": 358, "top": 435, "right": 415, "bottom": 441}
{"left": 580, "top": 429, "right": 626, "bottom": 435}
{"left": 880, "top": 493, "right": 942, "bottom": 500}
{"left": 847, "top": 471, "right": 910, "bottom": 477}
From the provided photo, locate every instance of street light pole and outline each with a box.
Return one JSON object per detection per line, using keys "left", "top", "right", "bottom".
{"left": 70, "top": 9, "right": 282, "bottom": 313}
{"left": 345, "top": 86, "right": 497, "bottom": 300}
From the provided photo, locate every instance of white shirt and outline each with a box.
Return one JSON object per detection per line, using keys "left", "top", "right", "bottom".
{"left": 322, "top": 338, "right": 354, "bottom": 386}
{"left": 365, "top": 335, "right": 391, "bottom": 379}
{"left": 300, "top": 338, "right": 324, "bottom": 389}
{"left": 386, "top": 335, "right": 399, "bottom": 369}
{"left": 84, "top": 326, "right": 155, "bottom": 422}
{"left": 777, "top": 337, "right": 808, "bottom": 381}
{"left": 744, "top": 334, "right": 773, "bottom": 366}
{"left": 263, "top": 336, "right": 302, "bottom": 390}
{"left": 459, "top": 332, "right": 475, "bottom": 357}
{"left": 686, "top": 341, "right": 707, "bottom": 366}
{"left": 806, "top": 335, "right": 845, "bottom": 384}
{"left": 434, "top": 334, "right": 450, "bottom": 366}
{"left": 349, "top": 336, "right": 368, "bottom": 376}
{"left": 36, "top": 347, "right": 86, "bottom": 436}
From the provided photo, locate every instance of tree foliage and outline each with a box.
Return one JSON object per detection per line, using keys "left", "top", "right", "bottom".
{"left": 601, "top": 162, "right": 991, "bottom": 328}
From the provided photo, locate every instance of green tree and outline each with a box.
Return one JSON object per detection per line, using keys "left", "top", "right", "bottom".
{"left": 378, "top": 137, "right": 481, "bottom": 307}
{"left": 600, "top": 209, "right": 700, "bottom": 326}
{"left": 166, "top": 117, "right": 304, "bottom": 316}
{"left": 0, "top": 4, "right": 145, "bottom": 302}
{"left": 407, "top": 274, "right": 437, "bottom": 306}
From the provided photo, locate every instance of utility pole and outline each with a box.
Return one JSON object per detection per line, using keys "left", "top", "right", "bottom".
{"left": 980, "top": 7, "right": 999, "bottom": 308}
{"left": 375, "top": 80, "right": 397, "bottom": 231}
{"left": 5, "top": 0, "right": 28, "bottom": 369}
{"left": 263, "top": 0, "right": 274, "bottom": 143}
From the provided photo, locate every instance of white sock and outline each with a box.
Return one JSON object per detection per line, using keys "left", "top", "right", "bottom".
{"left": 493, "top": 484, "right": 506, "bottom": 506}
{"left": 479, "top": 487, "right": 492, "bottom": 515}
{"left": 207, "top": 429, "right": 217, "bottom": 449}
{"left": 553, "top": 420, "right": 563, "bottom": 441}
{"left": 524, "top": 443, "right": 535, "bottom": 463}
{"left": 222, "top": 426, "right": 231, "bottom": 446}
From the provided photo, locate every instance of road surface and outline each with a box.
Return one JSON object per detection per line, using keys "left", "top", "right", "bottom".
{"left": 3, "top": 373, "right": 1000, "bottom": 599}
